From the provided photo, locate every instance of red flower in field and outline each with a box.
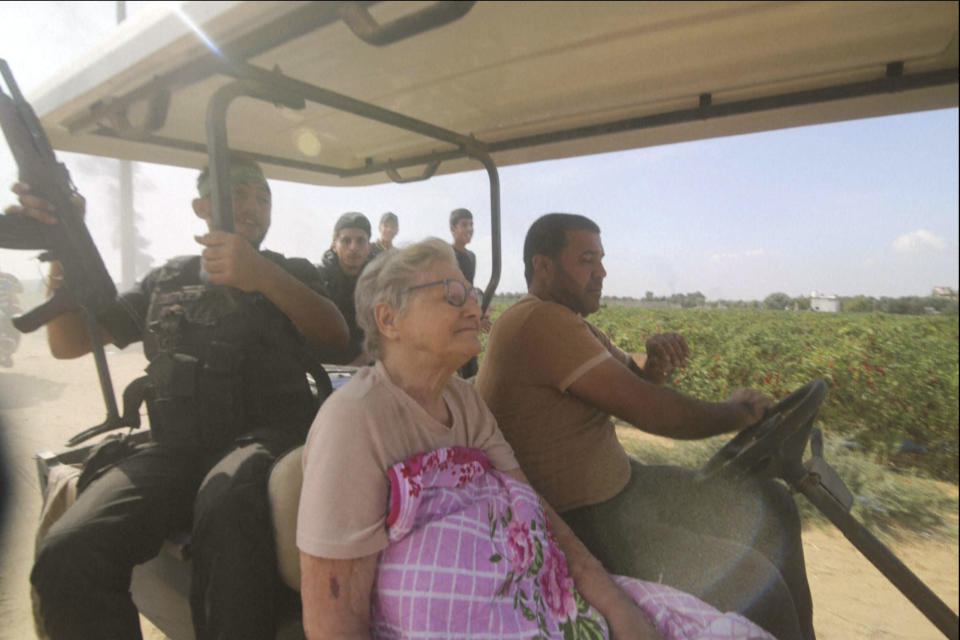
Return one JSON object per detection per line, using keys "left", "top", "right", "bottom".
{"left": 866, "top": 380, "right": 874, "bottom": 389}
{"left": 716, "top": 354, "right": 721, "bottom": 361}
{"left": 863, "top": 363, "right": 872, "bottom": 371}
{"left": 828, "top": 359, "right": 834, "bottom": 369}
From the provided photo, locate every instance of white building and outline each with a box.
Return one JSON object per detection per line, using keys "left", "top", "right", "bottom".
{"left": 810, "top": 292, "right": 840, "bottom": 312}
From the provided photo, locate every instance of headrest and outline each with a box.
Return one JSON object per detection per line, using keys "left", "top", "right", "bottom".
{"left": 268, "top": 446, "right": 303, "bottom": 591}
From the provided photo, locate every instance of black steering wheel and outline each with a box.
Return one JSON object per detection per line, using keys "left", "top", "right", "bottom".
{"left": 697, "top": 379, "right": 827, "bottom": 482}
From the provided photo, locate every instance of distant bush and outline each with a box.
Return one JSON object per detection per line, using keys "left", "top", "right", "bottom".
{"left": 841, "top": 295, "right": 958, "bottom": 314}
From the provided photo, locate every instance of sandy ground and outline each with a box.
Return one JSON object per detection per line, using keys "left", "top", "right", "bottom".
{"left": 1, "top": 329, "right": 958, "bottom": 639}
{"left": 0, "top": 329, "right": 168, "bottom": 640}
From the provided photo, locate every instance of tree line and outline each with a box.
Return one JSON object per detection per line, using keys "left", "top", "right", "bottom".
{"left": 492, "top": 290, "right": 959, "bottom": 315}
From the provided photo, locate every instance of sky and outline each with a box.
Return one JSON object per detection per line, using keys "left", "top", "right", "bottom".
{"left": 0, "top": 1, "right": 957, "bottom": 301}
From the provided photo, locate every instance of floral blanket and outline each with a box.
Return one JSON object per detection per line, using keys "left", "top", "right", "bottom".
{"left": 371, "top": 446, "right": 774, "bottom": 640}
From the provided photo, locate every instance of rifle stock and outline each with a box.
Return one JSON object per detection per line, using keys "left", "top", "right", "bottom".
{"left": 0, "top": 58, "right": 117, "bottom": 332}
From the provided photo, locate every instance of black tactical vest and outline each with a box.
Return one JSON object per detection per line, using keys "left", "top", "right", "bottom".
{"left": 141, "top": 255, "right": 318, "bottom": 451}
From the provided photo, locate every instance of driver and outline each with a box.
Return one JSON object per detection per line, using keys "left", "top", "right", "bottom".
{"left": 476, "top": 213, "right": 815, "bottom": 640}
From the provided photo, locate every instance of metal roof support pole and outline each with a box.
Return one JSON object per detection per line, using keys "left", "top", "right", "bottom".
{"left": 383, "top": 148, "right": 501, "bottom": 311}
{"left": 489, "top": 66, "right": 958, "bottom": 154}
{"left": 233, "top": 62, "right": 478, "bottom": 151}
{"left": 203, "top": 62, "right": 507, "bottom": 302}
{"left": 205, "top": 79, "right": 305, "bottom": 232}
{"left": 205, "top": 82, "right": 248, "bottom": 233}
{"left": 465, "top": 149, "right": 501, "bottom": 313}
{"left": 797, "top": 476, "right": 960, "bottom": 639}
{"left": 339, "top": 1, "right": 475, "bottom": 47}
{"left": 208, "top": 64, "right": 505, "bottom": 305}
{"left": 381, "top": 148, "right": 501, "bottom": 310}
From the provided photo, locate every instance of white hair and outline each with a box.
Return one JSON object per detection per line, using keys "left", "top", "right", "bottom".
{"left": 354, "top": 237, "right": 458, "bottom": 359}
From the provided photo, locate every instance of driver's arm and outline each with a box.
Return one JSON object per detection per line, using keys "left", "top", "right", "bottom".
{"left": 567, "top": 356, "right": 769, "bottom": 439}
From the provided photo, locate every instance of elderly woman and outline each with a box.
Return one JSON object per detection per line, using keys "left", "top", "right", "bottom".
{"left": 296, "top": 238, "right": 772, "bottom": 640}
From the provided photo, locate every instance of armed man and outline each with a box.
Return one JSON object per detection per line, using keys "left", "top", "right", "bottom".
{"left": 5, "top": 154, "right": 349, "bottom": 640}
{"left": 316, "top": 211, "right": 374, "bottom": 365}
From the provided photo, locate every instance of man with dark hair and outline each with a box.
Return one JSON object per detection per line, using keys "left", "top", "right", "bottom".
{"left": 449, "top": 207, "right": 476, "bottom": 284}
{"left": 9, "top": 155, "right": 349, "bottom": 640}
{"left": 448, "top": 207, "right": 485, "bottom": 378}
{"left": 370, "top": 211, "right": 398, "bottom": 257}
{"left": 477, "top": 212, "right": 815, "bottom": 640}
{"left": 316, "top": 211, "right": 374, "bottom": 364}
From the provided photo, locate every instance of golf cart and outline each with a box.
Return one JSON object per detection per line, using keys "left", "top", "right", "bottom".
{"left": 7, "top": 2, "right": 958, "bottom": 638}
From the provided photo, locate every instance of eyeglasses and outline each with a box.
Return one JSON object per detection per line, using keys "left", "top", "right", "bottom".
{"left": 402, "top": 279, "right": 482, "bottom": 308}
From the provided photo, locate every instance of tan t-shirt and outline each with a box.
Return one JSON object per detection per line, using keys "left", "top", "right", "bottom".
{"left": 475, "top": 294, "right": 632, "bottom": 512}
{"left": 297, "top": 361, "right": 519, "bottom": 560}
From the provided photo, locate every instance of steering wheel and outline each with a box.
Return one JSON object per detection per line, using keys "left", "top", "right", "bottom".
{"left": 697, "top": 379, "right": 827, "bottom": 482}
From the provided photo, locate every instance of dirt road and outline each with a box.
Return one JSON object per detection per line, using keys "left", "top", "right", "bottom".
{"left": 2, "top": 329, "right": 957, "bottom": 639}
{"left": 0, "top": 329, "right": 167, "bottom": 639}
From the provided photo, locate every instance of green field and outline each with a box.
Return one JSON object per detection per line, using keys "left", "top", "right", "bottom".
{"left": 486, "top": 305, "right": 959, "bottom": 483}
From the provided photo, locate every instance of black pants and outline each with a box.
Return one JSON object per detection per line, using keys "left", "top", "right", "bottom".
{"left": 561, "top": 459, "right": 815, "bottom": 640}
{"left": 32, "top": 429, "right": 301, "bottom": 640}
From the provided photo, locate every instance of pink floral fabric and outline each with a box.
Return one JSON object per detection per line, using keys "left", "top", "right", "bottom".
{"left": 372, "top": 446, "right": 775, "bottom": 640}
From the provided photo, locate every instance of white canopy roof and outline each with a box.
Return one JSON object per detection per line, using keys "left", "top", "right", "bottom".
{"left": 27, "top": 1, "right": 959, "bottom": 186}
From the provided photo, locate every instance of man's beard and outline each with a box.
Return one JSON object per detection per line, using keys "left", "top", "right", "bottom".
{"left": 554, "top": 271, "right": 601, "bottom": 316}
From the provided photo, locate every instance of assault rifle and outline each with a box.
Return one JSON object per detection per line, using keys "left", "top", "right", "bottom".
{"left": 0, "top": 58, "right": 117, "bottom": 331}
{"left": 0, "top": 58, "right": 130, "bottom": 445}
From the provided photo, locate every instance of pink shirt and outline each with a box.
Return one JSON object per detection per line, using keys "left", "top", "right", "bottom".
{"left": 297, "top": 361, "right": 519, "bottom": 560}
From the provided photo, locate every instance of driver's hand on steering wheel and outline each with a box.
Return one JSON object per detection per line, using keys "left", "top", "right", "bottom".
{"left": 724, "top": 388, "right": 773, "bottom": 429}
